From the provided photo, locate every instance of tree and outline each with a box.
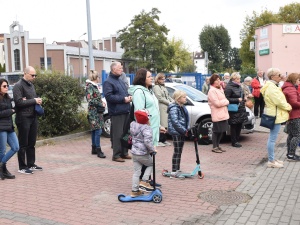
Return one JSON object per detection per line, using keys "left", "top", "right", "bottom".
{"left": 199, "top": 25, "right": 231, "bottom": 72}
{"left": 223, "top": 47, "right": 242, "bottom": 71}
{"left": 117, "top": 8, "right": 170, "bottom": 73}
{"left": 166, "top": 37, "right": 193, "bottom": 72}
{"left": 278, "top": 3, "right": 300, "bottom": 23}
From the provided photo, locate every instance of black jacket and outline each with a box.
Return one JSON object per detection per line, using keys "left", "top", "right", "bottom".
{"left": 103, "top": 72, "right": 130, "bottom": 116}
{"left": 13, "top": 78, "right": 37, "bottom": 118}
{"left": 0, "top": 94, "right": 15, "bottom": 132}
{"left": 224, "top": 81, "right": 248, "bottom": 125}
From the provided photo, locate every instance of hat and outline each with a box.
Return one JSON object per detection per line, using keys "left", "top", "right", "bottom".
{"left": 134, "top": 109, "right": 149, "bottom": 124}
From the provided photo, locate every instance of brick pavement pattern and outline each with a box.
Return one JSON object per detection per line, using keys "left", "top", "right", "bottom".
{"left": 1, "top": 119, "right": 298, "bottom": 225}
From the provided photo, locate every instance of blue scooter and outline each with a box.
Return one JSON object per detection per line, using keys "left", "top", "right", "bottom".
{"left": 118, "top": 152, "right": 162, "bottom": 203}
{"left": 162, "top": 125, "right": 204, "bottom": 179}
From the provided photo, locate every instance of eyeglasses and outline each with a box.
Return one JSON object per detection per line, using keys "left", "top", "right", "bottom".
{"left": 1, "top": 85, "right": 9, "bottom": 88}
{"left": 30, "top": 74, "right": 37, "bottom": 78}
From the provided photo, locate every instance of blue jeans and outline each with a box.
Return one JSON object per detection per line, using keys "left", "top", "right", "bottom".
{"left": 0, "top": 131, "right": 19, "bottom": 164}
{"left": 267, "top": 124, "right": 281, "bottom": 162}
{"left": 92, "top": 129, "right": 102, "bottom": 148}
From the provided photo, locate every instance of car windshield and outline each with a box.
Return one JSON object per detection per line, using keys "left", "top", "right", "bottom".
{"left": 173, "top": 84, "right": 208, "bottom": 102}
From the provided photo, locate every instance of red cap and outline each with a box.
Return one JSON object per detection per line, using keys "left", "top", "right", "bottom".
{"left": 134, "top": 110, "right": 149, "bottom": 124}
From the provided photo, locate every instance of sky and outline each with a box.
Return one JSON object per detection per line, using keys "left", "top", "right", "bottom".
{"left": 0, "top": 0, "right": 297, "bottom": 52}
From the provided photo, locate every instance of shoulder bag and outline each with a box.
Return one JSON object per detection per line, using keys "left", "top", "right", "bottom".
{"left": 260, "top": 107, "right": 277, "bottom": 129}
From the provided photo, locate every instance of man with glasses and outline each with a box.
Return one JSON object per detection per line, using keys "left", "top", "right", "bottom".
{"left": 13, "top": 66, "right": 43, "bottom": 174}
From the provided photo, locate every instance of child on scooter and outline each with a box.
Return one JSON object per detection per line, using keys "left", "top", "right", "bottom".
{"left": 167, "top": 90, "right": 190, "bottom": 178}
{"left": 130, "top": 109, "right": 155, "bottom": 197}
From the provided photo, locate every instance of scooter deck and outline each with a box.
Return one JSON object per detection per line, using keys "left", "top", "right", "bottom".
{"left": 118, "top": 189, "right": 162, "bottom": 203}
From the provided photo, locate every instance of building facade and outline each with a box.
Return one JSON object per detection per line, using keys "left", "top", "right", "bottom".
{"left": 255, "top": 23, "right": 300, "bottom": 75}
{"left": 2, "top": 21, "right": 128, "bottom": 84}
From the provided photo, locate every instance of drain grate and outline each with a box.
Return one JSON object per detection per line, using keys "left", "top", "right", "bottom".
{"left": 198, "top": 190, "right": 251, "bottom": 206}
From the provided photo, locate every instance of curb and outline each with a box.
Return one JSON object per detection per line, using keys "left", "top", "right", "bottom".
{"left": 36, "top": 131, "right": 90, "bottom": 147}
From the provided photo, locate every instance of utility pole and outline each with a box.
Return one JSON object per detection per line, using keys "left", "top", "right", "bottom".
{"left": 86, "top": 0, "right": 94, "bottom": 70}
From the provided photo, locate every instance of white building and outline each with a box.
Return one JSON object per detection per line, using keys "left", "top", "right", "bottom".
{"left": 194, "top": 51, "right": 208, "bottom": 74}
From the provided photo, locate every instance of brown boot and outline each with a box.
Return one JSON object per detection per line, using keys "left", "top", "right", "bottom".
{"left": 96, "top": 147, "right": 106, "bottom": 158}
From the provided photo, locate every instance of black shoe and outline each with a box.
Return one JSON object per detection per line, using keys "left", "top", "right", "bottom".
{"left": 0, "top": 163, "right": 4, "bottom": 180}
{"left": 96, "top": 147, "right": 106, "bottom": 158}
{"left": 2, "top": 163, "right": 15, "bottom": 179}
{"left": 91, "top": 145, "right": 97, "bottom": 155}
{"left": 30, "top": 164, "right": 43, "bottom": 171}
{"left": 287, "top": 154, "right": 300, "bottom": 162}
{"left": 149, "top": 180, "right": 162, "bottom": 187}
{"left": 232, "top": 142, "right": 242, "bottom": 148}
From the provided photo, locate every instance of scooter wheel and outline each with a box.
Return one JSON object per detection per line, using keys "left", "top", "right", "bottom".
{"left": 198, "top": 172, "right": 204, "bottom": 179}
{"left": 152, "top": 194, "right": 162, "bottom": 203}
{"left": 118, "top": 194, "right": 126, "bottom": 201}
{"left": 162, "top": 169, "right": 168, "bottom": 176}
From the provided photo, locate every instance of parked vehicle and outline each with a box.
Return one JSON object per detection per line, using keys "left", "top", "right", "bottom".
{"left": 101, "top": 83, "right": 255, "bottom": 144}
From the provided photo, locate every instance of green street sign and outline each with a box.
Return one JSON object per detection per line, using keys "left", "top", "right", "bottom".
{"left": 259, "top": 49, "right": 269, "bottom": 56}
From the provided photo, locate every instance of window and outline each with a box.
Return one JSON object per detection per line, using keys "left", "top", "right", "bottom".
{"left": 14, "top": 49, "right": 20, "bottom": 71}
{"left": 40, "top": 57, "right": 52, "bottom": 69}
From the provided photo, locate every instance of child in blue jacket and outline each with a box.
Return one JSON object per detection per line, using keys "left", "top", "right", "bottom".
{"left": 167, "top": 90, "right": 190, "bottom": 178}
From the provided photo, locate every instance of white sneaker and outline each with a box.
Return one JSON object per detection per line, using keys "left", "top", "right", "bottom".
{"left": 267, "top": 161, "right": 283, "bottom": 168}
{"left": 157, "top": 142, "right": 166, "bottom": 147}
{"left": 275, "top": 159, "right": 284, "bottom": 164}
{"left": 163, "top": 141, "right": 172, "bottom": 146}
{"left": 18, "top": 169, "right": 34, "bottom": 174}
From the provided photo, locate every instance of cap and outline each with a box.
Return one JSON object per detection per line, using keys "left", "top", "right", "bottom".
{"left": 134, "top": 109, "right": 149, "bottom": 124}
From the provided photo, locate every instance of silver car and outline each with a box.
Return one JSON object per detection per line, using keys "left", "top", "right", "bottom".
{"left": 165, "top": 83, "right": 255, "bottom": 144}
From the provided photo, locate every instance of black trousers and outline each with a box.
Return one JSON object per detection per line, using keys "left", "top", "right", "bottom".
{"left": 16, "top": 116, "right": 38, "bottom": 169}
{"left": 254, "top": 94, "right": 265, "bottom": 117}
{"left": 230, "top": 123, "right": 243, "bottom": 144}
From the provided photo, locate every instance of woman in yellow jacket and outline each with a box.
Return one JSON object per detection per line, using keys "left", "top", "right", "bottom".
{"left": 260, "top": 68, "right": 292, "bottom": 168}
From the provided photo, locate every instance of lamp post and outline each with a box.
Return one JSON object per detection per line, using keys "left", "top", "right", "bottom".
{"left": 78, "top": 32, "right": 86, "bottom": 83}
{"left": 253, "top": 35, "right": 257, "bottom": 70}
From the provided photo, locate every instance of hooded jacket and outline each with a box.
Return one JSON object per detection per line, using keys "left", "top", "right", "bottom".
{"left": 128, "top": 85, "right": 160, "bottom": 146}
{"left": 260, "top": 80, "right": 291, "bottom": 124}
{"left": 130, "top": 121, "right": 154, "bottom": 155}
{"left": 167, "top": 103, "right": 189, "bottom": 136}
{"left": 281, "top": 81, "right": 300, "bottom": 120}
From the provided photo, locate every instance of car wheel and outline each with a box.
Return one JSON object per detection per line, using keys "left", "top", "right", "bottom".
{"left": 197, "top": 118, "right": 213, "bottom": 145}
{"left": 102, "top": 114, "right": 111, "bottom": 138}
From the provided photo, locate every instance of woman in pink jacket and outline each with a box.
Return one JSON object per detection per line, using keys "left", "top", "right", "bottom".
{"left": 208, "top": 74, "right": 230, "bottom": 153}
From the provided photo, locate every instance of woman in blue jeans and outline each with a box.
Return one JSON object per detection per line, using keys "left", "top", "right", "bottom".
{"left": 0, "top": 79, "right": 19, "bottom": 179}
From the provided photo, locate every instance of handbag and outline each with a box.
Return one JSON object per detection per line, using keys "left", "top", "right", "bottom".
{"left": 227, "top": 104, "right": 239, "bottom": 112}
{"left": 35, "top": 104, "right": 44, "bottom": 116}
{"left": 260, "top": 107, "right": 277, "bottom": 129}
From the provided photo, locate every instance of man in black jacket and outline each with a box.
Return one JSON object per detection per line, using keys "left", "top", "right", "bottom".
{"left": 103, "top": 62, "right": 132, "bottom": 162}
{"left": 13, "top": 66, "right": 43, "bottom": 174}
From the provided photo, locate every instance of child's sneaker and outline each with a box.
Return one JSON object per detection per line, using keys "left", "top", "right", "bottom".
{"left": 170, "top": 171, "right": 184, "bottom": 179}
{"left": 130, "top": 190, "right": 143, "bottom": 197}
{"left": 139, "top": 180, "right": 154, "bottom": 192}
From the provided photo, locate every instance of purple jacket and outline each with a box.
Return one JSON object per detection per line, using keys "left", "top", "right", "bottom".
{"left": 130, "top": 121, "right": 154, "bottom": 155}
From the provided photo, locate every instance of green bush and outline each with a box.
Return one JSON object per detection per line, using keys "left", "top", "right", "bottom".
{"left": 34, "top": 70, "right": 85, "bottom": 137}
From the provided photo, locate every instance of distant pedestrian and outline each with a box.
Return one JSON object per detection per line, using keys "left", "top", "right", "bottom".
{"left": 13, "top": 66, "right": 43, "bottom": 174}
{"left": 220, "top": 72, "right": 230, "bottom": 89}
{"left": 153, "top": 73, "right": 173, "bottom": 147}
{"left": 260, "top": 68, "right": 291, "bottom": 168}
{"left": 85, "top": 70, "right": 106, "bottom": 158}
{"left": 103, "top": 62, "right": 132, "bottom": 162}
{"left": 0, "top": 79, "right": 19, "bottom": 179}
{"left": 251, "top": 70, "right": 266, "bottom": 118}
{"left": 202, "top": 77, "right": 210, "bottom": 95}
{"left": 208, "top": 74, "right": 229, "bottom": 153}
{"left": 167, "top": 90, "right": 189, "bottom": 178}
{"left": 130, "top": 109, "right": 155, "bottom": 197}
{"left": 281, "top": 73, "right": 300, "bottom": 162}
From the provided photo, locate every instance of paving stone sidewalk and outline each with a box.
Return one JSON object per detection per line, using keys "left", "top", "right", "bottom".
{"left": 0, "top": 120, "right": 296, "bottom": 225}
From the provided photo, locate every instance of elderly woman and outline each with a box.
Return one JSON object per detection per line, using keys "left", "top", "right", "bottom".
{"left": 208, "top": 74, "right": 229, "bottom": 153}
{"left": 242, "top": 76, "right": 254, "bottom": 109}
{"left": 224, "top": 72, "right": 248, "bottom": 148}
{"left": 281, "top": 73, "right": 300, "bottom": 161}
{"left": 153, "top": 73, "right": 173, "bottom": 146}
{"left": 202, "top": 77, "right": 210, "bottom": 95}
{"left": 260, "top": 68, "right": 291, "bottom": 168}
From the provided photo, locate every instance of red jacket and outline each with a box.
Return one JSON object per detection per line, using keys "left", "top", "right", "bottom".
{"left": 251, "top": 77, "right": 262, "bottom": 98}
{"left": 282, "top": 82, "right": 300, "bottom": 120}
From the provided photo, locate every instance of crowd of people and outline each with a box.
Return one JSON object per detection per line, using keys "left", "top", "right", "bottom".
{"left": 1, "top": 63, "right": 298, "bottom": 197}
